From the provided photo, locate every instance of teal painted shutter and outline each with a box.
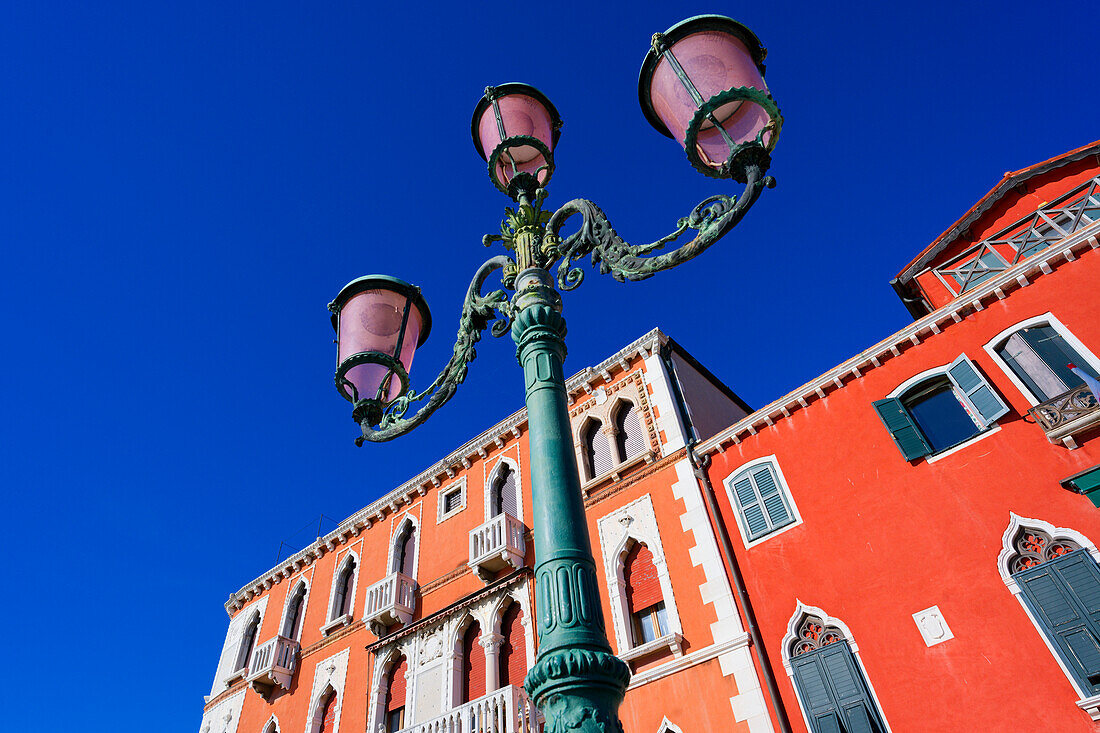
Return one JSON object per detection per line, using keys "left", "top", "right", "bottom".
{"left": 946, "top": 355, "right": 1009, "bottom": 428}
{"left": 753, "top": 465, "right": 793, "bottom": 529}
{"left": 872, "top": 398, "right": 932, "bottom": 460}
{"left": 1016, "top": 549, "right": 1100, "bottom": 692}
{"left": 732, "top": 474, "right": 769, "bottom": 539}
{"left": 819, "top": 644, "right": 885, "bottom": 733}
{"left": 792, "top": 643, "right": 886, "bottom": 733}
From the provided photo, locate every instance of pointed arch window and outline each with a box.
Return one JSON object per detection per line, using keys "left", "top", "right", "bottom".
{"left": 490, "top": 463, "right": 519, "bottom": 519}
{"left": 1006, "top": 524, "right": 1100, "bottom": 695}
{"left": 614, "top": 401, "right": 646, "bottom": 462}
{"left": 331, "top": 558, "right": 356, "bottom": 621}
{"left": 787, "top": 614, "right": 888, "bottom": 733}
{"left": 283, "top": 583, "right": 307, "bottom": 640}
{"left": 624, "top": 542, "right": 668, "bottom": 646}
{"left": 583, "top": 419, "right": 614, "bottom": 479}
{"left": 393, "top": 521, "right": 417, "bottom": 578}
{"left": 499, "top": 603, "right": 527, "bottom": 688}
{"left": 316, "top": 690, "right": 337, "bottom": 733}
{"left": 235, "top": 612, "right": 260, "bottom": 673}
{"left": 461, "top": 620, "right": 486, "bottom": 704}
{"left": 384, "top": 656, "right": 407, "bottom": 733}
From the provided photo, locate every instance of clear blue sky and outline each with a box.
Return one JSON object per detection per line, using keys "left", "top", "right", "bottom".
{"left": 1, "top": 2, "right": 1096, "bottom": 730}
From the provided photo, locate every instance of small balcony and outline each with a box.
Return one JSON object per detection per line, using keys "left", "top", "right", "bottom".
{"left": 364, "top": 571, "right": 417, "bottom": 634}
{"left": 1029, "top": 384, "right": 1100, "bottom": 448}
{"left": 402, "top": 684, "right": 541, "bottom": 733}
{"left": 469, "top": 513, "right": 526, "bottom": 583}
{"left": 246, "top": 635, "right": 299, "bottom": 698}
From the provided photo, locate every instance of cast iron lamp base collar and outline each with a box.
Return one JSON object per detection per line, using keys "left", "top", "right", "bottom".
{"left": 327, "top": 15, "right": 781, "bottom": 733}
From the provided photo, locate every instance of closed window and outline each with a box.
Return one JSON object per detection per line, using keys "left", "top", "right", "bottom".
{"left": 490, "top": 463, "right": 519, "bottom": 518}
{"left": 583, "top": 419, "right": 614, "bottom": 479}
{"left": 443, "top": 488, "right": 462, "bottom": 514}
{"left": 726, "top": 460, "right": 797, "bottom": 543}
{"left": 384, "top": 657, "right": 407, "bottom": 733}
{"left": 994, "top": 323, "right": 1100, "bottom": 402}
{"left": 499, "top": 603, "right": 527, "bottom": 688}
{"left": 461, "top": 620, "right": 485, "bottom": 703}
{"left": 873, "top": 355, "right": 1008, "bottom": 460}
{"left": 789, "top": 615, "right": 887, "bottom": 733}
{"left": 624, "top": 542, "right": 667, "bottom": 646}
{"left": 1008, "top": 528, "right": 1100, "bottom": 695}
{"left": 316, "top": 691, "right": 337, "bottom": 733}
{"left": 614, "top": 401, "right": 646, "bottom": 461}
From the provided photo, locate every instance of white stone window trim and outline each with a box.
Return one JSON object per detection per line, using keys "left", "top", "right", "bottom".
{"left": 657, "top": 717, "right": 684, "bottom": 733}
{"left": 982, "top": 311, "right": 1100, "bottom": 407}
{"left": 277, "top": 577, "right": 311, "bottom": 641}
{"left": 924, "top": 424, "right": 1001, "bottom": 464}
{"left": 387, "top": 511, "right": 422, "bottom": 580}
{"left": 323, "top": 549, "right": 360, "bottom": 628}
{"left": 596, "top": 494, "right": 684, "bottom": 655}
{"left": 437, "top": 476, "right": 467, "bottom": 524}
{"left": 261, "top": 715, "right": 280, "bottom": 733}
{"left": 619, "top": 632, "right": 684, "bottom": 662}
{"left": 484, "top": 456, "right": 524, "bottom": 523}
{"left": 723, "top": 455, "right": 803, "bottom": 549}
{"left": 997, "top": 512, "right": 1100, "bottom": 717}
{"left": 780, "top": 601, "right": 893, "bottom": 733}
{"left": 306, "top": 647, "right": 349, "bottom": 733}
{"left": 368, "top": 643, "right": 414, "bottom": 732}
{"left": 210, "top": 596, "right": 269, "bottom": 696}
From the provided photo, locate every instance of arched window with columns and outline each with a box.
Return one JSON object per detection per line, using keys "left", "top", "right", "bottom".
{"left": 383, "top": 655, "right": 407, "bottom": 732}
{"left": 499, "top": 601, "right": 527, "bottom": 688}
{"left": 781, "top": 605, "right": 889, "bottom": 733}
{"left": 1000, "top": 514, "right": 1100, "bottom": 697}
{"left": 461, "top": 620, "right": 486, "bottom": 704}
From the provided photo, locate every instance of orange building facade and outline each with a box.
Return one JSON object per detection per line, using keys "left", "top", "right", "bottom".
{"left": 201, "top": 141, "right": 1100, "bottom": 733}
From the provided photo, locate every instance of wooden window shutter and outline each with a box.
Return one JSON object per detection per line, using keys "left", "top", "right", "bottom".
{"left": 791, "top": 643, "right": 886, "bottom": 733}
{"left": 615, "top": 402, "right": 646, "bottom": 460}
{"left": 752, "top": 465, "right": 792, "bottom": 528}
{"left": 317, "top": 692, "right": 337, "bottom": 733}
{"left": 730, "top": 463, "right": 795, "bottom": 541}
{"left": 1017, "top": 550, "right": 1100, "bottom": 691}
{"left": 624, "top": 542, "right": 663, "bottom": 612}
{"left": 945, "top": 355, "right": 1009, "bottom": 428}
{"left": 872, "top": 398, "right": 932, "bottom": 460}
{"left": 462, "top": 621, "right": 485, "bottom": 703}
{"left": 387, "top": 657, "right": 407, "bottom": 711}
{"left": 585, "top": 420, "right": 614, "bottom": 477}
{"left": 500, "top": 603, "right": 527, "bottom": 689}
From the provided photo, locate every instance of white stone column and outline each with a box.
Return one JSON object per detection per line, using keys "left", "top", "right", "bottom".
{"left": 480, "top": 633, "right": 505, "bottom": 692}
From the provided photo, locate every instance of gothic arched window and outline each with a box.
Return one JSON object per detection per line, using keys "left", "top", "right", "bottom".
{"left": 393, "top": 521, "right": 417, "bottom": 578}
{"left": 490, "top": 463, "right": 519, "bottom": 519}
{"left": 282, "top": 582, "right": 307, "bottom": 640}
{"left": 614, "top": 401, "right": 646, "bottom": 461}
{"left": 786, "top": 613, "right": 887, "bottom": 733}
{"left": 384, "top": 656, "right": 407, "bottom": 732}
{"left": 331, "top": 558, "right": 356, "bottom": 621}
{"left": 315, "top": 690, "right": 337, "bottom": 733}
{"left": 583, "top": 419, "right": 613, "bottom": 479}
{"left": 461, "top": 620, "right": 485, "bottom": 704}
{"left": 624, "top": 542, "right": 667, "bottom": 646}
{"left": 1007, "top": 524, "right": 1100, "bottom": 695}
{"left": 499, "top": 603, "right": 527, "bottom": 688}
{"left": 235, "top": 612, "right": 260, "bottom": 673}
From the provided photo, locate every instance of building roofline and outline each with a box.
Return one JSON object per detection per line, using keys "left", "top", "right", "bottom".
{"left": 225, "top": 327, "right": 670, "bottom": 613}
{"left": 696, "top": 220, "right": 1100, "bottom": 458}
{"left": 895, "top": 140, "right": 1100, "bottom": 285}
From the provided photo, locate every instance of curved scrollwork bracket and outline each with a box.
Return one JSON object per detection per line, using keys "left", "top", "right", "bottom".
{"left": 356, "top": 254, "right": 515, "bottom": 444}
{"left": 548, "top": 159, "right": 774, "bottom": 290}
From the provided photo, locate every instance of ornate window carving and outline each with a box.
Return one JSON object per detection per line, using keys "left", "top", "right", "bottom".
{"left": 1008, "top": 527, "right": 1081, "bottom": 573}
{"left": 789, "top": 614, "right": 845, "bottom": 658}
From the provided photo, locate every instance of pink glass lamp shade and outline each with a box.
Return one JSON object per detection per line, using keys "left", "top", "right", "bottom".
{"left": 329, "top": 275, "right": 432, "bottom": 422}
{"left": 639, "top": 15, "right": 781, "bottom": 180}
{"left": 471, "top": 83, "right": 562, "bottom": 198}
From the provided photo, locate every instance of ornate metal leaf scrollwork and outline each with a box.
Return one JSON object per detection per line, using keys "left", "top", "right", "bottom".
{"left": 547, "top": 161, "right": 773, "bottom": 290}
{"left": 357, "top": 254, "right": 516, "bottom": 444}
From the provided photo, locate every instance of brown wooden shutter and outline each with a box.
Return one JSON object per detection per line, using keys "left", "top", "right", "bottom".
{"left": 317, "top": 692, "right": 337, "bottom": 733}
{"left": 624, "top": 543, "right": 662, "bottom": 612}
{"left": 387, "top": 657, "right": 407, "bottom": 711}
{"left": 462, "top": 621, "right": 485, "bottom": 703}
{"left": 500, "top": 603, "right": 527, "bottom": 688}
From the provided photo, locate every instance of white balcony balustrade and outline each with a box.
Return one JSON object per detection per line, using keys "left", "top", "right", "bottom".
{"left": 403, "top": 684, "right": 541, "bottom": 733}
{"left": 469, "top": 513, "right": 527, "bottom": 582}
{"left": 246, "top": 635, "right": 299, "bottom": 698}
{"left": 364, "top": 571, "right": 417, "bottom": 634}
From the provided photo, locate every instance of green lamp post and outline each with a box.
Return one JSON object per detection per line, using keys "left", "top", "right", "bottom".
{"left": 328, "top": 15, "right": 782, "bottom": 733}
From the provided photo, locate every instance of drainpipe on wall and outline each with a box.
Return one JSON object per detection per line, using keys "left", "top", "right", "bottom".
{"left": 661, "top": 347, "right": 794, "bottom": 733}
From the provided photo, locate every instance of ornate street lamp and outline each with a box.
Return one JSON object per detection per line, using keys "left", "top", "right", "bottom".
{"left": 328, "top": 15, "right": 782, "bottom": 732}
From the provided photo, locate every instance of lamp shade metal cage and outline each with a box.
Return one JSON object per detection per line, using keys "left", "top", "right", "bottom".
{"left": 639, "top": 14, "right": 782, "bottom": 181}
{"left": 329, "top": 275, "right": 432, "bottom": 426}
{"left": 472, "top": 83, "right": 563, "bottom": 198}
